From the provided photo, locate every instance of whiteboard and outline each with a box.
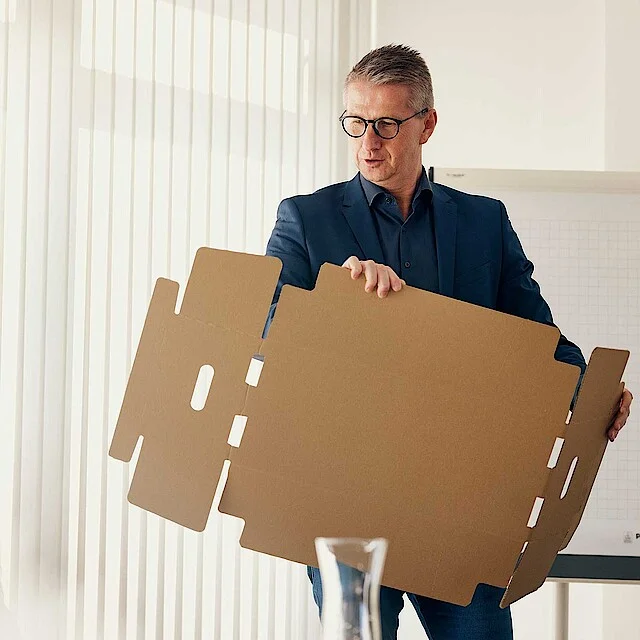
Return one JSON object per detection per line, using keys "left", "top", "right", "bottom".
{"left": 434, "top": 168, "right": 640, "bottom": 573}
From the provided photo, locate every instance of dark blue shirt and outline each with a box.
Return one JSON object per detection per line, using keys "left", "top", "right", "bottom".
{"left": 359, "top": 168, "right": 439, "bottom": 293}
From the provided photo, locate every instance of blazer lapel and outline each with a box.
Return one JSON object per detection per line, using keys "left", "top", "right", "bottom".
{"left": 341, "top": 174, "right": 385, "bottom": 265}
{"left": 432, "top": 184, "right": 458, "bottom": 297}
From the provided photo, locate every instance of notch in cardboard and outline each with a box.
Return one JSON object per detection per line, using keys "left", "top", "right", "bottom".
{"left": 109, "top": 248, "right": 628, "bottom": 607}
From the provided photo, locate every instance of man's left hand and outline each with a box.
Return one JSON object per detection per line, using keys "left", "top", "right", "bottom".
{"left": 608, "top": 387, "right": 633, "bottom": 442}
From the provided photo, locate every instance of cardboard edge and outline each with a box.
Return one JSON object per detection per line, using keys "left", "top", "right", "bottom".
{"left": 502, "top": 347, "right": 629, "bottom": 607}
{"left": 109, "top": 277, "right": 179, "bottom": 463}
{"left": 109, "top": 248, "right": 280, "bottom": 532}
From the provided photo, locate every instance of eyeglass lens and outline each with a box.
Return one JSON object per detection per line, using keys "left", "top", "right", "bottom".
{"left": 342, "top": 117, "right": 399, "bottom": 139}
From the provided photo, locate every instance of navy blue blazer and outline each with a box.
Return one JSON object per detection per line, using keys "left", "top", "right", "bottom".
{"left": 265, "top": 173, "right": 586, "bottom": 374}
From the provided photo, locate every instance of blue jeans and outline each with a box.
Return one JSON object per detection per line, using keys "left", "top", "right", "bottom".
{"left": 307, "top": 567, "right": 513, "bottom": 640}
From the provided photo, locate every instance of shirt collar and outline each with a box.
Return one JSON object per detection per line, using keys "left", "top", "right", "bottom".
{"left": 359, "top": 167, "right": 433, "bottom": 208}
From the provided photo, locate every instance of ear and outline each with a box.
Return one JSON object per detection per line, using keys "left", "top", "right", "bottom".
{"left": 419, "top": 109, "right": 438, "bottom": 145}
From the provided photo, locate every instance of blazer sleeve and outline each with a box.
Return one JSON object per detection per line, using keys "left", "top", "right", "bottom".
{"left": 496, "top": 201, "right": 587, "bottom": 393}
{"left": 263, "top": 197, "right": 314, "bottom": 335}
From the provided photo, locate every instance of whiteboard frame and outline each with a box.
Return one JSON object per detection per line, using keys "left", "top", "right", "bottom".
{"left": 430, "top": 166, "right": 640, "bottom": 194}
{"left": 430, "top": 166, "right": 640, "bottom": 582}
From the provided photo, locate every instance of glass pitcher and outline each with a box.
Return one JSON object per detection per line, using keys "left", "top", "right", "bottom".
{"left": 314, "top": 537, "right": 388, "bottom": 640}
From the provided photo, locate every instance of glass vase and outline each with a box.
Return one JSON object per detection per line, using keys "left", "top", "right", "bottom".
{"left": 314, "top": 537, "right": 388, "bottom": 640}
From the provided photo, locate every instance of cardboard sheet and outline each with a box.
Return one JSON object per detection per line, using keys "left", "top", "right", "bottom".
{"left": 110, "top": 248, "right": 629, "bottom": 607}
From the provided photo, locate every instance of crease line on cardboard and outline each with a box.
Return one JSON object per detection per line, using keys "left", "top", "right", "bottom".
{"left": 175, "top": 305, "right": 266, "bottom": 341}
{"left": 223, "top": 341, "right": 267, "bottom": 468}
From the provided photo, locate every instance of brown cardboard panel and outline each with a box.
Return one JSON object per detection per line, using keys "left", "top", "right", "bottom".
{"left": 501, "top": 535, "right": 567, "bottom": 608}
{"left": 218, "top": 262, "right": 622, "bottom": 605}
{"left": 111, "top": 249, "right": 629, "bottom": 606}
{"left": 219, "top": 465, "right": 521, "bottom": 604}
{"left": 502, "top": 349, "right": 629, "bottom": 606}
{"left": 532, "top": 352, "right": 627, "bottom": 544}
{"left": 558, "top": 377, "right": 628, "bottom": 550}
{"left": 179, "top": 248, "right": 280, "bottom": 337}
{"left": 109, "top": 250, "right": 281, "bottom": 531}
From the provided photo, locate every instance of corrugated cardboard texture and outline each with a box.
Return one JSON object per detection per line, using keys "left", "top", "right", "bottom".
{"left": 501, "top": 351, "right": 628, "bottom": 606}
{"left": 110, "top": 248, "right": 628, "bottom": 606}
{"left": 109, "top": 249, "right": 281, "bottom": 531}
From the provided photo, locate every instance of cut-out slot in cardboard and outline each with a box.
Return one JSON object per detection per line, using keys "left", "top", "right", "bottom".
{"left": 560, "top": 457, "right": 579, "bottom": 500}
{"left": 212, "top": 459, "right": 231, "bottom": 511}
{"left": 512, "top": 541, "right": 529, "bottom": 573}
{"left": 527, "top": 497, "right": 545, "bottom": 528}
{"left": 228, "top": 415, "right": 248, "bottom": 448}
{"left": 108, "top": 248, "right": 630, "bottom": 608}
{"left": 245, "top": 356, "right": 265, "bottom": 387}
{"left": 190, "top": 364, "right": 215, "bottom": 411}
{"left": 547, "top": 438, "right": 565, "bottom": 469}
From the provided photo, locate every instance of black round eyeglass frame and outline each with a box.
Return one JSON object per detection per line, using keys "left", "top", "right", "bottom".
{"left": 338, "top": 107, "right": 430, "bottom": 140}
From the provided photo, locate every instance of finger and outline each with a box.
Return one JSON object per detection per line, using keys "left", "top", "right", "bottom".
{"left": 608, "top": 406, "right": 629, "bottom": 439}
{"left": 377, "top": 267, "right": 391, "bottom": 298}
{"left": 342, "top": 256, "right": 363, "bottom": 279}
{"left": 615, "top": 396, "right": 631, "bottom": 421}
{"left": 621, "top": 388, "right": 633, "bottom": 411}
{"left": 389, "top": 269, "right": 403, "bottom": 292}
{"left": 362, "top": 261, "right": 378, "bottom": 292}
{"left": 612, "top": 409, "right": 629, "bottom": 432}
{"left": 341, "top": 255, "right": 354, "bottom": 268}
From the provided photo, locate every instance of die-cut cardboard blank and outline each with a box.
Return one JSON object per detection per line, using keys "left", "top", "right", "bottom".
{"left": 109, "top": 247, "right": 629, "bottom": 608}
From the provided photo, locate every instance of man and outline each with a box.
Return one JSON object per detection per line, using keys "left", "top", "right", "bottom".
{"left": 265, "top": 44, "right": 633, "bottom": 639}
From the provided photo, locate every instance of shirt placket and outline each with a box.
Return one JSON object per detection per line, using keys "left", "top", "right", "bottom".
{"left": 400, "top": 217, "right": 413, "bottom": 277}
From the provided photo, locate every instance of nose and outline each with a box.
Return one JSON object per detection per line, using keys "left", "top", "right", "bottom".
{"left": 361, "top": 124, "right": 381, "bottom": 152}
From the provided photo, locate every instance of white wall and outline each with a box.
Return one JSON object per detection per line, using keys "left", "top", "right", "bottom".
{"left": 374, "top": 0, "right": 640, "bottom": 172}
{"left": 604, "top": 0, "right": 640, "bottom": 170}
{"left": 374, "top": 1, "right": 640, "bottom": 638}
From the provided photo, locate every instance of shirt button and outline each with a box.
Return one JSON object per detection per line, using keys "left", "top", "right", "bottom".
{"left": 404, "top": 261, "right": 411, "bottom": 268}
{"left": 385, "top": 196, "right": 394, "bottom": 205}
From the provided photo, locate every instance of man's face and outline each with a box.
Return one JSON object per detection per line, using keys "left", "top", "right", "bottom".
{"left": 344, "top": 81, "right": 437, "bottom": 190}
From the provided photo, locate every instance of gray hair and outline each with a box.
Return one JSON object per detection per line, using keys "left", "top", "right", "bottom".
{"left": 344, "top": 44, "right": 434, "bottom": 111}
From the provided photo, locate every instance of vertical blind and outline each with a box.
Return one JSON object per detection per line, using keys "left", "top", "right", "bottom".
{"left": 0, "top": 0, "right": 374, "bottom": 637}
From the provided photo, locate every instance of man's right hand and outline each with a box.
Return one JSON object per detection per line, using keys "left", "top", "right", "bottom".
{"left": 341, "top": 256, "right": 406, "bottom": 299}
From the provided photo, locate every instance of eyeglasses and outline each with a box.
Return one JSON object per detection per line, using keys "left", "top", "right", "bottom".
{"left": 339, "top": 108, "right": 429, "bottom": 140}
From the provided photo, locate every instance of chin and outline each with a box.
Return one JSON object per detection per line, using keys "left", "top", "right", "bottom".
{"left": 359, "top": 164, "right": 391, "bottom": 183}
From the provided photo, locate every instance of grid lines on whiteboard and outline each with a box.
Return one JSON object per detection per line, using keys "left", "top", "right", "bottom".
{"left": 500, "top": 194, "right": 640, "bottom": 523}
